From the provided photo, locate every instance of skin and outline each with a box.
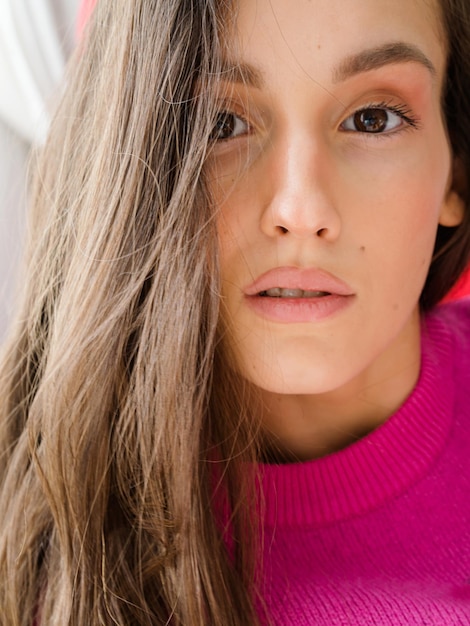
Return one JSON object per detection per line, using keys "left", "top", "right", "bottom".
{"left": 208, "top": 0, "right": 464, "bottom": 461}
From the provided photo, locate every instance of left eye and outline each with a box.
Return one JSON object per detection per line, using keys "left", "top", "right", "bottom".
{"left": 210, "top": 112, "right": 249, "bottom": 141}
{"left": 341, "top": 107, "right": 403, "bottom": 134}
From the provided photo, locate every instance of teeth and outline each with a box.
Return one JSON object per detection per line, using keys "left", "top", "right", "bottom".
{"left": 261, "top": 288, "right": 330, "bottom": 298}
{"left": 264, "top": 287, "right": 283, "bottom": 297}
{"left": 280, "top": 288, "right": 304, "bottom": 298}
{"left": 303, "top": 290, "right": 329, "bottom": 297}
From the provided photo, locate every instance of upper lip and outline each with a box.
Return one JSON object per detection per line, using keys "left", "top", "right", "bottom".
{"left": 244, "top": 266, "right": 354, "bottom": 296}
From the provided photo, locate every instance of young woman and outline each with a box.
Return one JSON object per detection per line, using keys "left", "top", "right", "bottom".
{"left": 1, "top": 0, "right": 470, "bottom": 624}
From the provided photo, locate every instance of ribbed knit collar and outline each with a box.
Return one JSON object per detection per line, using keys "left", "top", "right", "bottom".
{"left": 260, "top": 311, "right": 455, "bottom": 529}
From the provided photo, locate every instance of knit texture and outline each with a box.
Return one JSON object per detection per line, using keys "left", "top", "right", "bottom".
{"left": 259, "top": 299, "right": 470, "bottom": 625}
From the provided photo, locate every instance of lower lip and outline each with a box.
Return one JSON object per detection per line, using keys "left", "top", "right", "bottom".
{"left": 245, "top": 294, "right": 355, "bottom": 323}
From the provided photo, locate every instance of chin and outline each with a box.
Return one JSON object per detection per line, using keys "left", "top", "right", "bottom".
{"left": 241, "top": 358, "right": 354, "bottom": 397}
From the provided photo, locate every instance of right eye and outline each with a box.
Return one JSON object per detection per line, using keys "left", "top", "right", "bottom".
{"left": 210, "top": 112, "right": 249, "bottom": 141}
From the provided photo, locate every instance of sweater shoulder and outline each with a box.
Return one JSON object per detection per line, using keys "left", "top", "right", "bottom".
{"left": 433, "top": 296, "right": 470, "bottom": 325}
{"left": 429, "top": 299, "right": 470, "bottom": 430}
{"left": 428, "top": 298, "right": 470, "bottom": 359}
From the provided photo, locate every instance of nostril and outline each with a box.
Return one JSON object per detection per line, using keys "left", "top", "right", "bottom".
{"left": 316, "top": 227, "right": 327, "bottom": 237}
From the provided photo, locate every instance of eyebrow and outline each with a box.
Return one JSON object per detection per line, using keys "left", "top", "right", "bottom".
{"left": 333, "top": 42, "right": 437, "bottom": 83}
{"left": 217, "top": 41, "right": 436, "bottom": 89}
{"left": 215, "top": 62, "right": 264, "bottom": 89}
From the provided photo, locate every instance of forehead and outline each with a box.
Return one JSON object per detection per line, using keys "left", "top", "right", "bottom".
{"left": 225, "top": 0, "right": 447, "bottom": 86}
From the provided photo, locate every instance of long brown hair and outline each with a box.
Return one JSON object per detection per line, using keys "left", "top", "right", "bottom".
{"left": 422, "top": 0, "right": 470, "bottom": 308}
{"left": 1, "top": 0, "right": 470, "bottom": 624}
{"left": 0, "top": 1, "right": 262, "bottom": 624}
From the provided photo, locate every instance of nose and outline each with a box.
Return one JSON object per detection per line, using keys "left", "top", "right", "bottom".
{"left": 260, "top": 135, "right": 341, "bottom": 241}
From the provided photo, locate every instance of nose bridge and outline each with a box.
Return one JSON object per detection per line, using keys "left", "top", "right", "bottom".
{"left": 262, "top": 130, "right": 341, "bottom": 240}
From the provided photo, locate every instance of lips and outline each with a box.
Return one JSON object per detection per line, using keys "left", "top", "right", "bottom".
{"left": 243, "top": 266, "right": 355, "bottom": 323}
{"left": 244, "top": 266, "right": 354, "bottom": 298}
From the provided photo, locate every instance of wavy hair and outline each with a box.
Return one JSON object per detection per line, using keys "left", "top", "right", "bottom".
{"left": 0, "top": 1, "right": 263, "bottom": 624}
{"left": 0, "top": 0, "right": 470, "bottom": 624}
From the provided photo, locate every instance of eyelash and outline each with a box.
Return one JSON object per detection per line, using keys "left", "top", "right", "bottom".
{"left": 341, "top": 100, "right": 421, "bottom": 134}
{"left": 211, "top": 100, "right": 420, "bottom": 143}
{"left": 210, "top": 110, "right": 251, "bottom": 143}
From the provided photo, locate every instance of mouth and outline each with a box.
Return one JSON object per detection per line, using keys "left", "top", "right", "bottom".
{"left": 259, "top": 288, "right": 331, "bottom": 298}
{"left": 243, "top": 267, "right": 354, "bottom": 323}
{"left": 245, "top": 266, "right": 353, "bottom": 298}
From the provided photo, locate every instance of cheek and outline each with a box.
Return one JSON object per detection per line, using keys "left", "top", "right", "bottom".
{"left": 217, "top": 188, "right": 260, "bottom": 276}
{"left": 355, "top": 146, "right": 448, "bottom": 247}
{"left": 357, "top": 180, "right": 447, "bottom": 319}
{"left": 217, "top": 215, "right": 248, "bottom": 289}
{"left": 398, "top": 172, "right": 448, "bottom": 253}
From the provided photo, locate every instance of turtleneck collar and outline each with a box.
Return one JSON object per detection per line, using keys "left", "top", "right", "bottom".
{"left": 260, "top": 311, "right": 455, "bottom": 528}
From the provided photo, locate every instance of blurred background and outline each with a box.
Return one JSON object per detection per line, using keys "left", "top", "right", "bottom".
{"left": 0, "top": 0, "right": 80, "bottom": 341}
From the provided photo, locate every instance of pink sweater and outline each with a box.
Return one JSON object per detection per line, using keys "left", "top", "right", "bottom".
{"left": 259, "top": 299, "right": 470, "bottom": 625}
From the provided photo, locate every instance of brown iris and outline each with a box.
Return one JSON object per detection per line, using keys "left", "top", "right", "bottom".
{"left": 353, "top": 108, "right": 389, "bottom": 133}
{"left": 211, "top": 113, "right": 236, "bottom": 140}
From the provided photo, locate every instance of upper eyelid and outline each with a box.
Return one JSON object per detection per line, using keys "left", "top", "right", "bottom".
{"left": 213, "top": 90, "right": 251, "bottom": 111}
{"left": 219, "top": 110, "right": 251, "bottom": 129}
{"left": 340, "top": 100, "right": 420, "bottom": 128}
{"left": 352, "top": 101, "right": 413, "bottom": 114}
{"left": 212, "top": 94, "right": 420, "bottom": 135}
{"left": 213, "top": 102, "right": 264, "bottom": 137}
{"left": 213, "top": 87, "right": 270, "bottom": 120}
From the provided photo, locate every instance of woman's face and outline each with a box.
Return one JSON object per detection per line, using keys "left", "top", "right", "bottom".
{"left": 209, "top": 0, "right": 461, "bottom": 405}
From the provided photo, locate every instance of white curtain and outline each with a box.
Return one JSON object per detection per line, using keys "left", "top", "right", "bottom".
{"left": 0, "top": 0, "right": 80, "bottom": 340}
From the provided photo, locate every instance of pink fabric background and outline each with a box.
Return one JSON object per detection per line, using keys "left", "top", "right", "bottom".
{"left": 76, "top": 0, "right": 96, "bottom": 37}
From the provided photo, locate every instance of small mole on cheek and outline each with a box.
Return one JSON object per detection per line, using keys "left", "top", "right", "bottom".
{"left": 359, "top": 246, "right": 366, "bottom": 253}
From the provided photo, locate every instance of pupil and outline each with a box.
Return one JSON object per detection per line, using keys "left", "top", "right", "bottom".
{"left": 211, "top": 113, "right": 235, "bottom": 140}
{"left": 354, "top": 108, "right": 388, "bottom": 133}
